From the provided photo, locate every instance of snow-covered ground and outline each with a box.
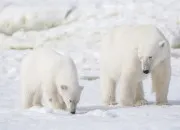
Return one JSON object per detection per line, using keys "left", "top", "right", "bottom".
{"left": 0, "top": 0, "right": 180, "bottom": 49}
{"left": 1, "top": 0, "right": 180, "bottom": 130}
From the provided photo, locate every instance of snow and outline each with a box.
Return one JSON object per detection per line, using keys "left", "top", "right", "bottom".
{"left": 0, "top": 0, "right": 180, "bottom": 49}
{"left": 1, "top": 0, "right": 180, "bottom": 130}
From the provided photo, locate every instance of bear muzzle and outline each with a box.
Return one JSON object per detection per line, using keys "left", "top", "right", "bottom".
{"left": 143, "top": 69, "right": 150, "bottom": 74}
{"left": 68, "top": 102, "right": 77, "bottom": 114}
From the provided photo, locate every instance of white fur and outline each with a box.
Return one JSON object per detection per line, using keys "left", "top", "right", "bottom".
{"left": 100, "top": 25, "right": 171, "bottom": 106}
{"left": 21, "top": 48, "right": 83, "bottom": 113}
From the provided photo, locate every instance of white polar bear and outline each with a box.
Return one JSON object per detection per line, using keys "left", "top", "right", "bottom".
{"left": 21, "top": 48, "right": 83, "bottom": 114}
{"left": 100, "top": 25, "right": 171, "bottom": 106}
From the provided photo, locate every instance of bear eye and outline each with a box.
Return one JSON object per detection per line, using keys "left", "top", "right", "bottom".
{"left": 69, "top": 100, "right": 72, "bottom": 103}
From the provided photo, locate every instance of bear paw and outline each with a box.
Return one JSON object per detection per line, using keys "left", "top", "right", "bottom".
{"left": 119, "top": 99, "right": 134, "bottom": 107}
{"left": 103, "top": 98, "right": 117, "bottom": 106}
{"left": 135, "top": 99, "right": 148, "bottom": 106}
{"left": 109, "top": 102, "right": 118, "bottom": 106}
{"left": 103, "top": 101, "right": 117, "bottom": 106}
{"left": 156, "top": 101, "right": 168, "bottom": 105}
{"left": 103, "top": 96, "right": 117, "bottom": 106}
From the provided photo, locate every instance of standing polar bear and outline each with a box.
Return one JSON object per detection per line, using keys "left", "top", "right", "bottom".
{"left": 101, "top": 25, "right": 171, "bottom": 106}
{"left": 21, "top": 48, "right": 83, "bottom": 114}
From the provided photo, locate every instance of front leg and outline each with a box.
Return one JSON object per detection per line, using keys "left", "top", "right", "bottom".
{"left": 101, "top": 73, "right": 117, "bottom": 106}
{"left": 151, "top": 58, "right": 171, "bottom": 105}
{"left": 57, "top": 94, "right": 66, "bottom": 110}
{"left": 134, "top": 82, "right": 148, "bottom": 106}
{"left": 43, "top": 82, "right": 63, "bottom": 109}
{"left": 119, "top": 73, "right": 136, "bottom": 106}
{"left": 44, "top": 92, "right": 62, "bottom": 109}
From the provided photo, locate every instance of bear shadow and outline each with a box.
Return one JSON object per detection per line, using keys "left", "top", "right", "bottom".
{"left": 143, "top": 100, "right": 180, "bottom": 105}
{"left": 77, "top": 100, "right": 180, "bottom": 114}
{"left": 77, "top": 105, "right": 120, "bottom": 114}
{"left": 167, "top": 100, "right": 180, "bottom": 105}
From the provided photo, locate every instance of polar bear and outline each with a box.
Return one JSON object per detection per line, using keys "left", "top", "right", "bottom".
{"left": 21, "top": 48, "right": 83, "bottom": 114}
{"left": 100, "top": 25, "right": 171, "bottom": 106}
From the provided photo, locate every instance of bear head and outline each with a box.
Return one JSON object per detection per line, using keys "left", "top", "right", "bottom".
{"left": 58, "top": 84, "right": 83, "bottom": 114}
{"left": 137, "top": 40, "right": 169, "bottom": 74}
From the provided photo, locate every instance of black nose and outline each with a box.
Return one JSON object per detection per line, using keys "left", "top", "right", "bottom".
{"left": 70, "top": 111, "right": 76, "bottom": 114}
{"left": 143, "top": 70, "right": 149, "bottom": 74}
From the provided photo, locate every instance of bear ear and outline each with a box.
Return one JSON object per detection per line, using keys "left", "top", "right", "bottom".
{"left": 159, "top": 40, "right": 165, "bottom": 48}
{"left": 61, "top": 85, "right": 68, "bottom": 90}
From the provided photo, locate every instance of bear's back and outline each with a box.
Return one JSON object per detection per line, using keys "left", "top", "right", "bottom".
{"left": 21, "top": 48, "right": 76, "bottom": 82}
{"left": 102, "top": 24, "right": 166, "bottom": 58}
{"left": 112, "top": 25, "right": 163, "bottom": 47}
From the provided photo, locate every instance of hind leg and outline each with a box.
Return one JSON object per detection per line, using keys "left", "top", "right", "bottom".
{"left": 134, "top": 82, "right": 148, "bottom": 106}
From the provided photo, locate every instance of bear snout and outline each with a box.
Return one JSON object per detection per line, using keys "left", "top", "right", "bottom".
{"left": 70, "top": 111, "right": 76, "bottom": 114}
{"left": 143, "top": 69, "right": 149, "bottom": 74}
{"left": 68, "top": 103, "right": 76, "bottom": 114}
